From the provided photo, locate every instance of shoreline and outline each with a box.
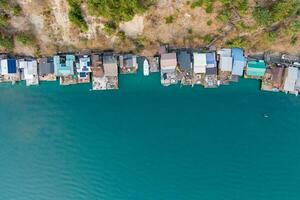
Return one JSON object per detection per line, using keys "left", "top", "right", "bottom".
{"left": 0, "top": 47, "right": 300, "bottom": 95}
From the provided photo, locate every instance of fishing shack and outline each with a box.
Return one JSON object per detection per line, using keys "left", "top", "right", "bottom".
{"left": 38, "top": 57, "right": 56, "bottom": 81}
{"left": 76, "top": 55, "right": 91, "bottom": 83}
{"left": 231, "top": 48, "right": 246, "bottom": 82}
{"left": 177, "top": 50, "right": 192, "bottom": 85}
{"left": 204, "top": 52, "right": 218, "bottom": 88}
{"left": 217, "top": 48, "right": 233, "bottom": 84}
{"left": 245, "top": 60, "right": 266, "bottom": 79}
{"left": 19, "top": 58, "right": 39, "bottom": 86}
{"left": 0, "top": 57, "right": 20, "bottom": 84}
{"left": 54, "top": 54, "right": 77, "bottom": 85}
{"left": 160, "top": 52, "right": 177, "bottom": 86}
{"left": 261, "top": 65, "right": 284, "bottom": 92}
{"left": 119, "top": 54, "right": 138, "bottom": 74}
{"left": 193, "top": 52, "right": 206, "bottom": 85}
{"left": 283, "top": 67, "right": 298, "bottom": 95}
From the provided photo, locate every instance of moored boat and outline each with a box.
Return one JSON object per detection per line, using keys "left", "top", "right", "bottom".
{"left": 143, "top": 59, "right": 150, "bottom": 76}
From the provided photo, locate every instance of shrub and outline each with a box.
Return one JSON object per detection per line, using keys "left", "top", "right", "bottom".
{"left": 284, "top": 20, "right": 300, "bottom": 36}
{"left": 205, "top": 2, "right": 213, "bottom": 13}
{"left": 191, "top": 0, "right": 204, "bottom": 9}
{"left": 0, "top": 34, "right": 14, "bottom": 51}
{"left": 0, "top": 13, "right": 9, "bottom": 28}
{"left": 252, "top": 6, "right": 271, "bottom": 26}
{"left": 225, "top": 37, "right": 248, "bottom": 48}
{"left": 203, "top": 34, "right": 213, "bottom": 43}
{"left": 16, "top": 32, "right": 35, "bottom": 45}
{"left": 103, "top": 21, "right": 117, "bottom": 35}
{"left": 216, "top": 9, "right": 231, "bottom": 23}
{"left": 67, "top": 0, "right": 88, "bottom": 32}
{"left": 271, "top": 0, "right": 298, "bottom": 23}
{"left": 264, "top": 32, "right": 277, "bottom": 43}
{"left": 12, "top": 5, "right": 22, "bottom": 16}
{"left": 87, "top": 0, "right": 154, "bottom": 22}
{"left": 165, "top": 15, "right": 174, "bottom": 24}
{"left": 207, "top": 20, "right": 212, "bottom": 26}
{"left": 290, "top": 36, "right": 298, "bottom": 45}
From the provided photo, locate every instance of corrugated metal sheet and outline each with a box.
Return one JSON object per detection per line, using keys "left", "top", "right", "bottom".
{"left": 283, "top": 67, "right": 298, "bottom": 92}
{"left": 232, "top": 60, "right": 245, "bottom": 76}
{"left": 206, "top": 52, "right": 216, "bottom": 65}
{"left": 8, "top": 59, "right": 17, "bottom": 74}
{"left": 218, "top": 48, "right": 232, "bottom": 57}
{"left": 161, "top": 53, "right": 177, "bottom": 70}
{"left": 219, "top": 56, "right": 233, "bottom": 72}
{"left": 177, "top": 51, "right": 191, "bottom": 70}
{"left": 193, "top": 53, "right": 206, "bottom": 73}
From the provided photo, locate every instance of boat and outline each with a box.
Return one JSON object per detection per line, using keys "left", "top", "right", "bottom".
{"left": 143, "top": 59, "right": 150, "bottom": 76}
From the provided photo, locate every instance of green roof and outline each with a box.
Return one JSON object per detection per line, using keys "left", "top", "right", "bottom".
{"left": 247, "top": 60, "right": 266, "bottom": 69}
{"left": 246, "top": 60, "right": 266, "bottom": 77}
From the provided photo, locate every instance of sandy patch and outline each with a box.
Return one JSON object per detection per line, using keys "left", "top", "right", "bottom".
{"left": 119, "top": 15, "right": 144, "bottom": 38}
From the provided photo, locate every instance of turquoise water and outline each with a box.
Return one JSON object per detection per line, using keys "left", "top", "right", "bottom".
{"left": 1, "top": 69, "right": 300, "bottom": 199}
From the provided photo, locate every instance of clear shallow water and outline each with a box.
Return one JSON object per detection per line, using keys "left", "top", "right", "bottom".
{"left": 1, "top": 70, "right": 300, "bottom": 200}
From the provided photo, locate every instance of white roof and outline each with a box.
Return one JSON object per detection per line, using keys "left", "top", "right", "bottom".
{"left": 218, "top": 48, "right": 232, "bottom": 57}
{"left": 193, "top": 53, "right": 206, "bottom": 73}
{"left": 19, "top": 60, "right": 38, "bottom": 80}
{"left": 0, "top": 59, "right": 8, "bottom": 75}
{"left": 284, "top": 67, "right": 298, "bottom": 92}
{"left": 161, "top": 53, "right": 177, "bottom": 70}
{"left": 219, "top": 56, "right": 233, "bottom": 72}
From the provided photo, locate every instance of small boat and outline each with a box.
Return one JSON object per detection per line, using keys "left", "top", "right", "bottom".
{"left": 143, "top": 59, "right": 150, "bottom": 76}
{"left": 263, "top": 114, "right": 269, "bottom": 118}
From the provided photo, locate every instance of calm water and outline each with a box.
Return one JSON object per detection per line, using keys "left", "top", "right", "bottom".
{"left": 1, "top": 69, "right": 300, "bottom": 200}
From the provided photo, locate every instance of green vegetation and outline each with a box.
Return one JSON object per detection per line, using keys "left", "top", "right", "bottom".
{"left": 103, "top": 21, "right": 117, "bottom": 35}
{"left": 207, "top": 20, "right": 212, "bottom": 26}
{"left": 87, "top": 0, "right": 154, "bottom": 22}
{"left": 284, "top": 20, "right": 300, "bottom": 36}
{"left": 67, "top": 0, "right": 88, "bottom": 32}
{"left": 0, "top": 0, "right": 22, "bottom": 16}
{"left": 165, "top": 15, "right": 175, "bottom": 24}
{"left": 0, "top": 34, "right": 14, "bottom": 51}
{"left": 190, "top": 0, "right": 214, "bottom": 13}
{"left": 16, "top": 32, "right": 35, "bottom": 45}
{"left": 188, "top": 28, "right": 193, "bottom": 34}
{"left": 203, "top": 34, "right": 213, "bottom": 43}
{"left": 216, "top": 9, "right": 231, "bottom": 23}
{"left": 290, "top": 36, "right": 298, "bottom": 45}
{"left": 253, "top": 0, "right": 299, "bottom": 26}
{"left": 0, "top": 13, "right": 9, "bottom": 28}
{"left": 225, "top": 37, "right": 248, "bottom": 48}
{"left": 264, "top": 32, "right": 277, "bottom": 43}
{"left": 132, "top": 36, "right": 146, "bottom": 53}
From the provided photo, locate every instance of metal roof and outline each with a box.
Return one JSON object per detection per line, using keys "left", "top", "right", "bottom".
{"left": 177, "top": 51, "right": 191, "bottom": 69}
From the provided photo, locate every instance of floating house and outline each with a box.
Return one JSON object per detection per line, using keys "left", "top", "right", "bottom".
{"left": 204, "top": 52, "right": 218, "bottom": 88}
{"left": 91, "top": 54, "right": 104, "bottom": 90}
{"left": 54, "top": 54, "right": 77, "bottom": 85}
{"left": 149, "top": 56, "right": 160, "bottom": 73}
{"left": 0, "top": 58, "right": 20, "bottom": 84}
{"left": 283, "top": 67, "right": 298, "bottom": 94}
{"left": 19, "top": 59, "right": 39, "bottom": 86}
{"left": 177, "top": 50, "right": 192, "bottom": 85}
{"left": 193, "top": 52, "right": 207, "bottom": 85}
{"left": 261, "top": 65, "right": 284, "bottom": 92}
{"left": 38, "top": 57, "right": 56, "bottom": 81}
{"left": 76, "top": 55, "right": 91, "bottom": 83}
{"left": 231, "top": 48, "right": 246, "bottom": 81}
{"left": 119, "top": 54, "right": 138, "bottom": 74}
{"left": 160, "top": 52, "right": 177, "bottom": 86}
{"left": 245, "top": 60, "right": 266, "bottom": 79}
{"left": 217, "top": 48, "right": 233, "bottom": 84}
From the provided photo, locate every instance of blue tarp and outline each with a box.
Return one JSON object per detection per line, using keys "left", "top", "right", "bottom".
{"left": 8, "top": 59, "right": 17, "bottom": 73}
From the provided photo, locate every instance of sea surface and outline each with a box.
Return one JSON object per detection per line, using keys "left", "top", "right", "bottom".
{"left": 1, "top": 67, "right": 300, "bottom": 200}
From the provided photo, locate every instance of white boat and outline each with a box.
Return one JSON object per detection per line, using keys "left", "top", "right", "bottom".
{"left": 143, "top": 59, "right": 150, "bottom": 76}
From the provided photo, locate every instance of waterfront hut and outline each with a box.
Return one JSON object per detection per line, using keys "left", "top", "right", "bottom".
{"left": 103, "top": 53, "right": 118, "bottom": 90}
{"left": 231, "top": 48, "right": 246, "bottom": 81}
{"left": 204, "top": 52, "right": 218, "bottom": 88}
{"left": 76, "top": 55, "right": 91, "bottom": 83}
{"left": 54, "top": 54, "right": 77, "bottom": 85}
{"left": 261, "top": 66, "right": 284, "bottom": 92}
{"left": 193, "top": 52, "right": 206, "bottom": 85}
{"left": 18, "top": 59, "right": 39, "bottom": 86}
{"left": 283, "top": 67, "right": 298, "bottom": 94}
{"left": 160, "top": 52, "right": 177, "bottom": 86}
{"left": 38, "top": 57, "right": 56, "bottom": 81}
{"left": 245, "top": 60, "right": 266, "bottom": 79}
{"left": 217, "top": 48, "right": 233, "bottom": 84}
{"left": 0, "top": 58, "right": 20, "bottom": 84}
{"left": 295, "top": 71, "right": 300, "bottom": 92}
{"left": 177, "top": 50, "right": 192, "bottom": 85}
{"left": 119, "top": 54, "right": 138, "bottom": 74}
{"left": 91, "top": 53, "right": 105, "bottom": 90}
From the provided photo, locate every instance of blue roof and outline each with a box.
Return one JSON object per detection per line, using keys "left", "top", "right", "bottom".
{"left": 206, "top": 53, "right": 216, "bottom": 65}
{"left": 8, "top": 59, "right": 17, "bottom": 73}
{"left": 231, "top": 48, "right": 245, "bottom": 61}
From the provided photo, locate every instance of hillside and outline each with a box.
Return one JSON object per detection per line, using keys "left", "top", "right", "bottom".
{"left": 0, "top": 0, "right": 300, "bottom": 56}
